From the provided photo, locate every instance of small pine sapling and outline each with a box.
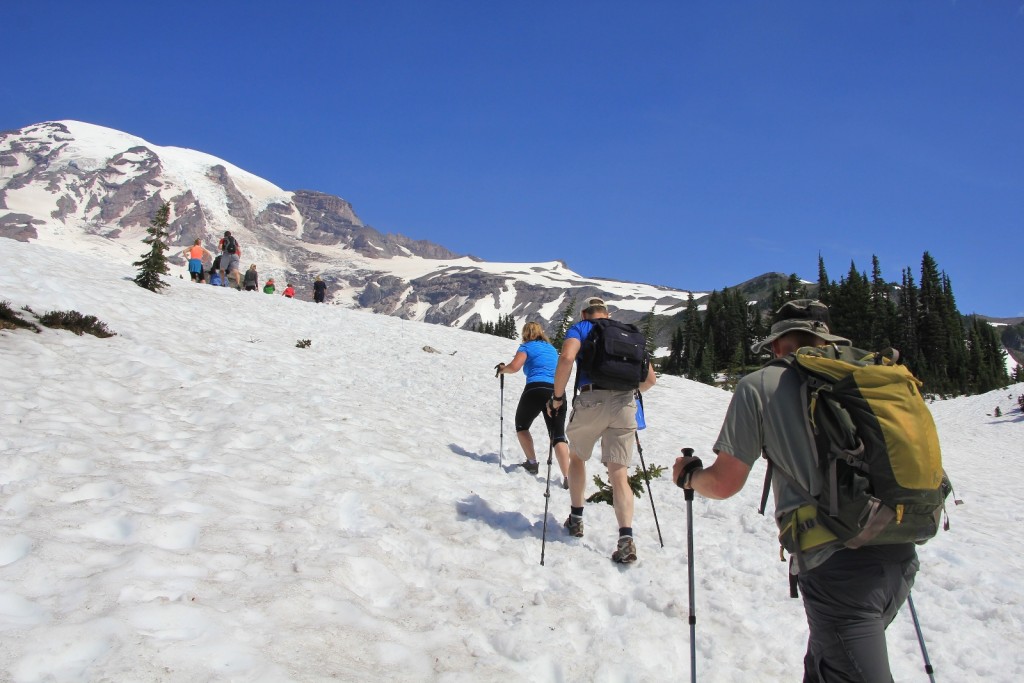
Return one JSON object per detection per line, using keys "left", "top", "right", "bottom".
{"left": 586, "top": 464, "right": 665, "bottom": 505}
{"left": 133, "top": 201, "right": 172, "bottom": 292}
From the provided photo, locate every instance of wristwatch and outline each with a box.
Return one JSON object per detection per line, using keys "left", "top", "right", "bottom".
{"left": 552, "top": 393, "right": 565, "bottom": 402}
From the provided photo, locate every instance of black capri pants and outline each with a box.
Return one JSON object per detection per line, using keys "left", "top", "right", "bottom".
{"left": 515, "top": 382, "right": 568, "bottom": 444}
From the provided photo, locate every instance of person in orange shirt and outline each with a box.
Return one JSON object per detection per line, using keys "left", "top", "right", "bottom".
{"left": 182, "top": 239, "right": 213, "bottom": 282}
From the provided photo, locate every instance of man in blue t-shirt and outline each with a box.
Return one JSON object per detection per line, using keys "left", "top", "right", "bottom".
{"left": 548, "top": 296, "right": 656, "bottom": 564}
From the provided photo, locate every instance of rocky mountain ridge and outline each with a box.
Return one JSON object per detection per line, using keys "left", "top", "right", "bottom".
{"left": 1, "top": 120, "right": 712, "bottom": 337}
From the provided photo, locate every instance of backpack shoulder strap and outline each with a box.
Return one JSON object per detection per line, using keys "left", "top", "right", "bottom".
{"left": 756, "top": 351, "right": 822, "bottom": 516}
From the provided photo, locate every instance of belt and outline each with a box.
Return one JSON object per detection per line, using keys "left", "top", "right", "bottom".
{"left": 578, "top": 384, "right": 611, "bottom": 393}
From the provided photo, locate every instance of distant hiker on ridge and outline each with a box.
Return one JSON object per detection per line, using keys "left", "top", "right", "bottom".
{"left": 218, "top": 230, "right": 242, "bottom": 289}
{"left": 313, "top": 276, "right": 327, "bottom": 304}
{"left": 495, "top": 322, "right": 571, "bottom": 486}
{"left": 243, "top": 264, "right": 259, "bottom": 292}
{"left": 208, "top": 255, "right": 223, "bottom": 286}
{"left": 182, "top": 239, "right": 213, "bottom": 283}
{"left": 548, "top": 296, "right": 655, "bottom": 564}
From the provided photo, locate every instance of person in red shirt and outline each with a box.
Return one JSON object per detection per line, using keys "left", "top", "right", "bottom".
{"left": 282, "top": 283, "right": 296, "bottom": 298}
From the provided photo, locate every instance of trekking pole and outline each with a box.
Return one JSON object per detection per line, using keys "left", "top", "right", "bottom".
{"left": 540, "top": 437, "right": 554, "bottom": 566}
{"left": 635, "top": 432, "right": 664, "bottom": 547}
{"left": 682, "top": 446, "right": 697, "bottom": 683}
{"left": 907, "top": 592, "right": 936, "bottom": 682}
{"left": 630, "top": 393, "right": 663, "bottom": 548}
{"left": 498, "top": 371, "right": 505, "bottom": 469}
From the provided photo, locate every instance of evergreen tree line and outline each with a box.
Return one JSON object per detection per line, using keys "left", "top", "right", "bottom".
{"left": 472, "top": 313, "right": 518, "bottom": 340}
{"left": 475, "top": 294, "right": 585, "bottom": 349}
{"left": 660, "top": 251, "right": 1011, "bottom": 397}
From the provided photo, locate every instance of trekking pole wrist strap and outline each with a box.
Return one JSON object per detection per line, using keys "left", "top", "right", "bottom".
{"left": 677, "top": 458, "right": 704, "bottom": 489}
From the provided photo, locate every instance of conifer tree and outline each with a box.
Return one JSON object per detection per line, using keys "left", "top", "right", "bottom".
{"left": 966, "top": 317, "right": 1002, "bottom": 393}
{"left": 694, "top": 330, "right": 716, "bottom": 386}
{"left": 724, "top": 340, "right": 748, "bottom": 390}
{"left": 941, "top": 272, "right": 969, "bottom": 394}
{"left": 680, "top": 293, "right": 700, "bottom": 377}
{"left": 640, "top": 305, "right": 658, "bottom": 357}
{"left": 748, "top": 301, "right": 767, "bottom": 364}
{"left": 550, "top": 294, "right": 577, "bottom": 351}
{"left": 917, "top": 252, "right": 949, "bottom": 392}
{"left": 133, "top": 202, "right": 172, "bottom": 293}
{"left": 703, "top": 291, "right": 726, "bottom": 368}
{"left": 816, "top": 254, "right": 833, "bottom": 305}
{"left": 869, "top": 255, "right": 896, "bottom": 349}
{"left": 785, "top": 273, "right": 807, "bottom": 301}
{"left": 897, "top": 267, "right": 920, "bottom": 368}
{"left": 504, "top": 314, "right": 519, "bottom": 339}
{"left": 664, "top": 326, "right": 684, "bottom": 375}
{"left": 826, "top": 261, "right": 868, "bottom": 347}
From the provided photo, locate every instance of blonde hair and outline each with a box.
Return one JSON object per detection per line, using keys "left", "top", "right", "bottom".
{"left": 521, "top": 322, "right": 550, "bottom": 343}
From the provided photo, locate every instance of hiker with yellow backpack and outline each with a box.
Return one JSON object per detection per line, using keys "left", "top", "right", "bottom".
{"left": 673, "top": 299, "right": 951, "bottom": 682}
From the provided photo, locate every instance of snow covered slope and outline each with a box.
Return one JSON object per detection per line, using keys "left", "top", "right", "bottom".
{"left": 0, "top": 238, "right": 1021, "bottom": 682}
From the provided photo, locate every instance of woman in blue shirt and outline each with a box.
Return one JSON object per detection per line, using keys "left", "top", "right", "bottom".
{"left": 496, "top": 322, "right": 571, "bottom": 485}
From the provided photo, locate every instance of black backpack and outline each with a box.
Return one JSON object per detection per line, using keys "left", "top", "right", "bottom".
{"left": 577, "top": 318, "right": 649, "bottom": 391}
{"left": 222, "top": 235, "right": 238, "bottom": 254}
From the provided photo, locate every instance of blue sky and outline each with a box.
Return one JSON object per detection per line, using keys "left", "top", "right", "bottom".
{"left": 5, "top": 1, "right": 1022, "bottom": 317}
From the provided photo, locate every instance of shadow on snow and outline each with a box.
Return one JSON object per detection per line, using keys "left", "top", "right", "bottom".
{"left": 449, "top": 442, "right": 527, "bottom": 473}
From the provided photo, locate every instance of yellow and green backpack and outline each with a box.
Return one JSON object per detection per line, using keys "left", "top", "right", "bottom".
{"left": 760, "top": 345, "right": 954, "bottom": 567}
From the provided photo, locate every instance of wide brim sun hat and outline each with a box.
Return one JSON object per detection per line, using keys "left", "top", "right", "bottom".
{"left": 751, "top": 299, "right": 851, "bottom": 354}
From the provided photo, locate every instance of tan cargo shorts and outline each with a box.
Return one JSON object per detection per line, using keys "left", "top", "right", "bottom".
{"left": 566, "top": 389, "right": 637, "bottom": 467}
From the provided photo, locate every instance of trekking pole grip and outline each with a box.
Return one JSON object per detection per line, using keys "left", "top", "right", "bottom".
{"left": 681, "top": 447, "right": 695, "bottom": 501}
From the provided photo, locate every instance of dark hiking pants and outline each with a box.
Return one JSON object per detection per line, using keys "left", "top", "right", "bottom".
{"left": 798, "top": 544, "right": 919, "bottom": 683}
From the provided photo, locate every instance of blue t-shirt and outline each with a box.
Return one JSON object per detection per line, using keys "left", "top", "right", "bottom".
{"left": 566, "top": 320, "right": 595, "bottom": 386}
{"left": 517, "top": 340, "right": 558, "bottom": 384}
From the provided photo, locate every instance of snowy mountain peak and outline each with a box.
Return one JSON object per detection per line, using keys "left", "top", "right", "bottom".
{"left": 1, "top": 120, "right": 698, "bottom": 331}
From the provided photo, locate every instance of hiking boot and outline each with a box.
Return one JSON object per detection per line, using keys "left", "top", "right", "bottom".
{"left": 611, "top": 536, "right": 637, "bottom": 564}
{"left": 523, "top": 460, "right": 539, "bottom": 475}
{"left": 564, "top": 515, "right": 584, "bottom": 537}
